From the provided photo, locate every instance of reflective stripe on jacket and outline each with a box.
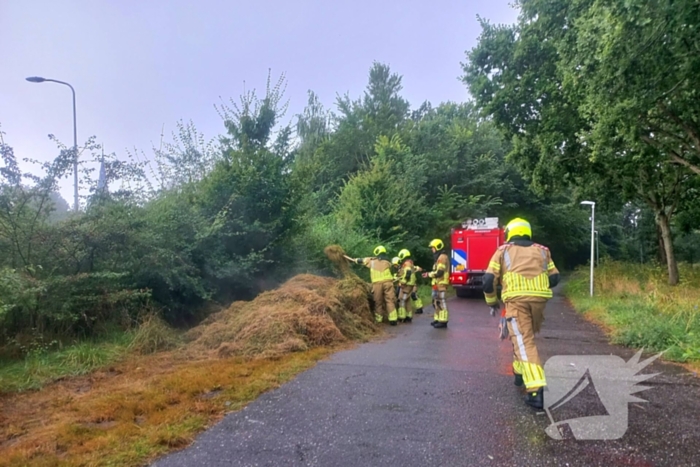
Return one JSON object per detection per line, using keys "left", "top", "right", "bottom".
{"left": 360, "top": 257, "right": 394, "bottom": 283}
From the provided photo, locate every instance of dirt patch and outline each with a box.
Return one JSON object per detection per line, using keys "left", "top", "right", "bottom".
{"left": 199, "top": 389, "right": 223, "bottom": 400}
{"left": 82, "top": 420, "right": 118, "bottom": 429}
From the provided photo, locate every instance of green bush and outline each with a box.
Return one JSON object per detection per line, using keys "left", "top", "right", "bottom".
{"left": 0, "top": 271, "right": 150, "bottom": 354}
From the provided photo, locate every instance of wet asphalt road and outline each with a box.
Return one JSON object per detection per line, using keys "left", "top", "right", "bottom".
{"left": 153, "top": 287, "right": 700, "bottom": 467}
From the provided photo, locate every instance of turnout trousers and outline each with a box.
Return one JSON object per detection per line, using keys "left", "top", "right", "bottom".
{"left": 505, "top": 298, "right": 547, "bottom": 391}
{"left": 432, "top": 285, "right": 449, "bottom": 323}
{"left": 398, "top": 285, "right": 421, "bottom": 320}
{"left": 373, "top": 281, "right": 397, "bottom": 323}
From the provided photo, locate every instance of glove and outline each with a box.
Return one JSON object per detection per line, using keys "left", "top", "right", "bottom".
{"left": 489, "top": 305, "right": 500, "bottom": 317}
{"left": 498, "top": 317, "right": 509, "bottom": 340}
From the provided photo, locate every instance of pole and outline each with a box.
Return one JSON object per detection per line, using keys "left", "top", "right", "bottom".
{"left": 70, "top": 84, "right": 78, "bottom": 211}
{"left": 26, "top": 77, "right": 79, "bottom": 211}
{"left": 596, "top": 231, "right": 599, "bottom": 266}
{"left": 590, "top": 204, "right": 595, "bottom": 297}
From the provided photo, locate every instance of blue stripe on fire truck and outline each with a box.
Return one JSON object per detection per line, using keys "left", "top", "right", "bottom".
{"left": 452, "top": 249, "right": 467, "bottom": 272}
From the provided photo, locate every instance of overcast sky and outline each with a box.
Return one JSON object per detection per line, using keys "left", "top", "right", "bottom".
{"left": 0, "top": 0, "right": 518, "bottom": 203}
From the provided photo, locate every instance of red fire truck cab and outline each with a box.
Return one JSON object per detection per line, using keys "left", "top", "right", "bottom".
{"left": 449, "top": 217, "right": 505, "bottom": 298}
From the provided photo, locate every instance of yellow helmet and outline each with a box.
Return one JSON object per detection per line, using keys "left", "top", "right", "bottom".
{"left": 373, "top": 245, "right": 387, "bottom": 256}
{"left": 398, "top": 248, "right": 411, "bottom": 260}
{"left": 505, "top": 218, "right": 532, "bottom": 242}
{"left": 391, "top": 256, "right": 400, "bottom": 266}
{"left": 428, "top": 239, "right": 444, "bottom": 251}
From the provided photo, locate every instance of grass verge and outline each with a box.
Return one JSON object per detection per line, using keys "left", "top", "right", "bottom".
{"left": 0, "top": 316, "right": 181, "bottom": 394}
{"left": 0, "top": 272, "right": 377, "bottom": 466}
{"left": 0, "top": 346, "right": 336, "bottom": 467}
{"left": 565, "top": 262, "right": 700, "bottom": 364}
{"left": 0, "top": 333, "right": 134, "bottom": 394}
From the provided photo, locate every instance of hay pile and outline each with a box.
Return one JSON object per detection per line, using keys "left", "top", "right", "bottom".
{"left": 186, "top": 271, "right": 378, "bottom": 360}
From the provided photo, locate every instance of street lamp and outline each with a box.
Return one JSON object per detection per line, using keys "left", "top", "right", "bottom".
{"left": 26, "top": 76, "right": 79, "bottom": 212}
{"left": 581, "top": 201, "right": 595, "bottom": 296}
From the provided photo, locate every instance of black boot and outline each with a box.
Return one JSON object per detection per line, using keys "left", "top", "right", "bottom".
{"left": 415, "top": 308, "right": 424, "bottom": 314}
{"left": 433, "top": 322, "right": 447, "bottom": 329}
{"left": 404, "top": 317, "right": 412, "bottom": 323}
{"left": 389, "top": 320, "right": 398, "bottom": 326}
{"left": 525, "top": 388, "right": 543, "bottom": 409}
{"left": 514, "top": 374, "right": 524, "bottom": 387}
{"left": 430, "top": 320, "right": 437, "bottom": 326}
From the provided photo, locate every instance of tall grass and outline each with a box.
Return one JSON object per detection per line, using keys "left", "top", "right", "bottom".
{"left": 0, "top": 332, "right": 135, "bottom": 393}
{"left": 565, "top": 261, "right": 700, "bottom": 363}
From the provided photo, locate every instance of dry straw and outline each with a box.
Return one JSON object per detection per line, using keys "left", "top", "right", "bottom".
{"left": 186, "top": 245, "right": 377, "bottom": 360}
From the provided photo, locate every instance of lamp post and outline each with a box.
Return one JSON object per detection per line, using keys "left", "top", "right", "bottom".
{"left": 26, "top": 76, "right": 79, "bottom": 212}
{"left": 581, "top": 201, "right": 596, "bottom": 296}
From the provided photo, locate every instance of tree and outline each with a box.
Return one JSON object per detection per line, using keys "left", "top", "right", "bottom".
{"left": 197, "top": 73, "right": 295, "bottom": 299}
{"left": 333, "top": 135, "right": 427, "bottom": 247}
{"left": 463, "top": 12, "right": 593, "bottom": 193}
{"left": 405, "top": 102, "right": 514, "bottom": 208}
{"left": 296, "top": 91, "right": 332, "bottom": 148}
{"left": 150, "top": 120, "right": 219, "bottom": 191}
{"left": 556, "top": 0, "right": 700, "bottom": 176}
{"left": 47, "top": 191, "right": 70, "bottom": 223}
{"left": 294, "top": 62, "right": 411, "bottom": 205}
{"left": 0, "top": 128, "right": 73, "bottom": 270}
{"left": 462, "top": 2, "right": 697, "bottom": 284}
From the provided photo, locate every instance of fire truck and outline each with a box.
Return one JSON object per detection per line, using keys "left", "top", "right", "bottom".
{"left": 449, "top": 217, "right": 505, "bottom": 298}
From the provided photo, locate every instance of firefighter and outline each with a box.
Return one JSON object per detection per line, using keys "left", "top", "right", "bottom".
{"left": 422, "top": 239, "right": 450, "bottom": 328}
{"left": 352, "top": 246, "right": 398, "bottom": 326}
{"left": 391, "top": 256, "right": 402, "bottom": 305}
{"left": 396, "top": 249, "right": 424, "bottom": 323}
{"left": 483, "top": 218, "right": 560, "bottom": 409}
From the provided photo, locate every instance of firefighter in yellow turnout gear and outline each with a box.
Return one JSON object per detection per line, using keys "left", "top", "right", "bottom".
{"left": 396, "top": 249, "right": 424, "bottom": 323}
{"left": 483, "top": 218, "right": 560, "bottom": 409}
{"left": 391, "top": 256, "right": 402, "bottom": 305}
{"left": 353, "top": 246, "right": 398, "bottom": 326}
{"left": 423, "top": 239, "right": 450, "bottom": 329}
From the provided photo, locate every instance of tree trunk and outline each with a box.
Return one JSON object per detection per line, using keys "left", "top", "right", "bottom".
{"left": 656, "top": 224, "right": 667, "bottom": 265}
{"left": 655, "top": 211, "right": 679, "bottom": 285}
